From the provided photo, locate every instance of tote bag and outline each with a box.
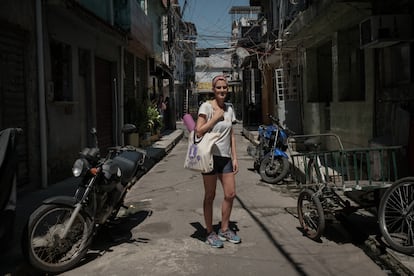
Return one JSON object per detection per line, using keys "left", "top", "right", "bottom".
{"left": 184, "top": 130, "right": 220, "bottom": 173}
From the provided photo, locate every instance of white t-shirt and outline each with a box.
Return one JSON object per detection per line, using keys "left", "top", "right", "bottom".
{"left": 198, "top": 101, "right": 236, "bottom": 158}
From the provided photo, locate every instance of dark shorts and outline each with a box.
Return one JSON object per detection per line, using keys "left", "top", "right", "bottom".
{"left": 202, "top": 156, "right": 233, "bottom": 175}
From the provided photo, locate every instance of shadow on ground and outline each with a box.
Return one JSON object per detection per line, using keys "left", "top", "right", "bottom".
{"left": 11, "top": 205, "right": 152, "bottom": 276}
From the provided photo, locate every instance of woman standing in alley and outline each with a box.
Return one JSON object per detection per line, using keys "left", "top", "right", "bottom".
{"left": 195, "top": 75, "right": 241, "bottom": 248}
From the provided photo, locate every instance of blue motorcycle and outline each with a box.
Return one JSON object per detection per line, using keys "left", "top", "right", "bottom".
{"left": 248, "top": 115, "right": 292, "bottom": 184}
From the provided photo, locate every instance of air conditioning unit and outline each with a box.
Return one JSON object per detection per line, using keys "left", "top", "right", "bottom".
{"left": 360, "top": 15, "right": 413, "bottom": 48}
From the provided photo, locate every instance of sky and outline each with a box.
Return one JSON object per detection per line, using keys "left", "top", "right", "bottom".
{"left": 178, "top": 0, "right": 250, "bottom": 48}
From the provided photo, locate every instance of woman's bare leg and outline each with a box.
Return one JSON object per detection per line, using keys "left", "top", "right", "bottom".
{"left": 219, "top": 172, "right": 236, "bottom": 231}
{"left": 203, "top": 174, "right": 218, "bottom": 233}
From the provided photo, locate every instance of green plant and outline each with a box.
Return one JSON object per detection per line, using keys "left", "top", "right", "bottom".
{"left": 146, "top": 105, "right": 163, "bottom": 134}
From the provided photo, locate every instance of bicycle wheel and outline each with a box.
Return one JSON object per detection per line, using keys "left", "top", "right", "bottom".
{"left": 297, "top": 189, "right": 325, "bottom": 240}
{"left": 378, "top": 177, "right": 414, "bottom": 255}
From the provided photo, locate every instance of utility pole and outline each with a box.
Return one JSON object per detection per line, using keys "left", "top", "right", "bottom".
{"left": 167, "top": 0, "right": 176, "bottom": 129}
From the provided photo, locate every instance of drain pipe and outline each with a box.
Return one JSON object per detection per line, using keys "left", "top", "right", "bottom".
{"left": 36, "top": 0, "right": 48, "bottom": 188}
{"left": 119, "top": 46, "right": 125, "bottom": 145}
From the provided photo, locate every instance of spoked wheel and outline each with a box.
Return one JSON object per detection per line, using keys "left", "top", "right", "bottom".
{"left": 378, "top": 177, "right": 414, "bottom": 255}
{"left": 259, "top": 155, "right": 290, "bottom": 184}
{"left": 25, "top": 204, "right": 93, "bottom": 274}
{"left": 297, "top": 189, "right": 325, "bottom": 240}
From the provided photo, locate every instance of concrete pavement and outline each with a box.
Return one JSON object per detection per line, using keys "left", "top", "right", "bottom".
{"left": 57, "top": 122, "right": 389, "bottom": 275}
{"left": 241, "top": 126, "right": 414, "bottom": 275}
{"left": 0, "top": 122, "right": 413, "bottom": 275}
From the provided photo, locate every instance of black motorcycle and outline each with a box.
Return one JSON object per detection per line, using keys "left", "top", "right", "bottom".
{"left": 23, "top": 124, "right": 147, "bottom": 274}
{"left": 0, "top": 127, "right": 22, "bottom": 250}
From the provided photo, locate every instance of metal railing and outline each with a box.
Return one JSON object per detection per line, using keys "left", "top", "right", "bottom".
{"left": 288, "top": 134, "right": 402, "bottom": 191}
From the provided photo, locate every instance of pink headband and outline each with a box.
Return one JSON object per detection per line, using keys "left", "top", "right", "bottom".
{"left": 212, "top": 75, "right": 228, "bottom": 87}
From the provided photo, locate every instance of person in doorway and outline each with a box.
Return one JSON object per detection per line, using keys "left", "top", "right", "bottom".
{"left": 163, "top": 96, "right": 170, "bottom": 130}
{"left": 195, "top": 75, "right": 240, "bottom": 248}
{"left": 157, "top": 95, "right": 166, "bottom": 118}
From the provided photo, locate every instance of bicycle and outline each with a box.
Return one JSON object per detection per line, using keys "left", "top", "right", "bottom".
{"left": 295, "top": 136, "right": 345, "bottom": 240}
{"left": 378, "top": 177, "right": 414, "bottom": 255}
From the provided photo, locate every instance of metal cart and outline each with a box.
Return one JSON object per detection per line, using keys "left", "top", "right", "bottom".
{"left": 288, "top": 133, "right": 413, "bottom": 254}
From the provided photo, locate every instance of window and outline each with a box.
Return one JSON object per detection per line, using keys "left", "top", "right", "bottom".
{"left": 50, "top": 40, "right": 72, "bottom": 101}
{"left": 285, "top": 65, "right": 298, "bottom": 101}
{"left": 139, "top": 0, "right": 148, "bottom": 15}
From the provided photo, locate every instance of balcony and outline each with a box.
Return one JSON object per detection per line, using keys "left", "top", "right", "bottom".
{"left": 114, "top": 0, "right": 153, "bottom": 53}
{"left": 282, "top": 0, "right": 371, "bottom": 48}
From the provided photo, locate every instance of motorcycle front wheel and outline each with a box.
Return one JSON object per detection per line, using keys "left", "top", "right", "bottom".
{"left": 24, "top": 203, "right": 93, "bottom": 274}
{"left": 259, "top": 155, "right": 289, "bottom": 184}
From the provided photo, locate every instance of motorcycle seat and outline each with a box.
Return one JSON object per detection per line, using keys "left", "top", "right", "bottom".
{"left": 112, "top": 150, "right": 144, "bottom": 182}
{"left": 304, "top": 138, "right": 321, "bottom": 151}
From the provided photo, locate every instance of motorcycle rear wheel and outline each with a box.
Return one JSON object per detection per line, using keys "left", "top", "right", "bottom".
{"left": 259, "top": 155, "right": 289, "bottom": 184}
{"left": 24, "top": 204, "right": 93, "bottom": 274}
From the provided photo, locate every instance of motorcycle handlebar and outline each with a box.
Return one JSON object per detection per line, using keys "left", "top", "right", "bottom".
{"left": 267, "top": 114, "right": 279, "bottom": 123}
{"left": 266, "top": 114, "right": 296, "bottom": 135}
{"left": 267, "top": 114, "right": 282, "bottom": 128}
{"left": 107, "top": 145, "right": 146, "bottom": 154}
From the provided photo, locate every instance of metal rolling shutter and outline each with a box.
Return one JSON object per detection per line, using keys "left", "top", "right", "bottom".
{"left": 0, "top": 23, "right": 29, "bottom": 187}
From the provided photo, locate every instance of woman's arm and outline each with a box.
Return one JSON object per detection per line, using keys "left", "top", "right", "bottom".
{"left": 195, "top": 104, "right": 224, "bottom": 137}
{"left": 195, "top": 114, "right": 210, "bottom": 137}
{"left": 230, "top": 127, "right": 239, "bottom": 174}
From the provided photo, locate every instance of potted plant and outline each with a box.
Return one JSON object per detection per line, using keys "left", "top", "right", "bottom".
{"left": 124, "top": 97, "right": 142, "bottom": 147}
{"left": 146, "top": 105, "right": 163, "bottom": 138}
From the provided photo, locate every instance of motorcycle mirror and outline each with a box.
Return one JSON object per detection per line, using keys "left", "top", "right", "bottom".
{"left": 90, "top": 127, "right": 99, "bottom": 148}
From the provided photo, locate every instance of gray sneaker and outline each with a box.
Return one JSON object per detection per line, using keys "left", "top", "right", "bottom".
{"left": 218, "top": 229, "right": 241, "bottom": 244}
{"left": 205, "top": 232, "right": 224, "bottom": 248}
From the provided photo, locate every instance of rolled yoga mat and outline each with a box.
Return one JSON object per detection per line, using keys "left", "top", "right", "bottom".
{"left": 183, "top": 114, "right": 195, "bottom": 132}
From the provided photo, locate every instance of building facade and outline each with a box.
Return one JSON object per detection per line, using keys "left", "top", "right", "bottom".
{"left": 0, "top": 0, "right": 194, "bottom": 193}
{"left": 193, "top": 47, "right": 242, "bottom": 119}
{"left": 246, "top": 0, "right": 414, "bottom": 175}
